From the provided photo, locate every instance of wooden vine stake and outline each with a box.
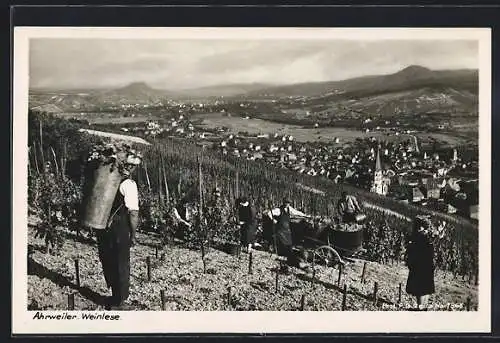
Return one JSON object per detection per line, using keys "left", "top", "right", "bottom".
{"left": 143, "top": 162, "right": 151, "bottom": 192}
{"left": 62, "top": 139, "right": 67, "bottom": 176}
{"left": 198, "top": 154, "right": 203, "bottom": 215}
{"left": 39, "top": 119, "right": 44, "bottom": 164}
{"left": 146, "top": 256, "right": 152, "bottom": 281}
{"left": 275, "top": 269, "right": 280, "bottom": 293}
{"left": 160, "top": 290, "right": 166, "bottom": 310}
{"left": 227, "top": 286, "right": 233, "bottom": 307}
{"left": 32, "top": 141, "right": 40, "bottom": 174}
{"left": 341, "top": 284, "right": 348, "bottom": 311}
{"left": 201, "top": 243, "right": 207, "bottom": 274}
{"left": 235, "top": 170, "right": 239, "bottom": 199}
{"left": 337, "top": 264, "right": 343, "bottom": 287}
{"left": 248, "top": 251, "right": 253, "bottom": 274}
{"left": 310, "top": 265, "right": 316, "bottom": 287}
{"left": 74, "top": 259, "right": 80, "bottom": 288}
{"left": 466, "top": 296, "right": 471, "bottom": 311}
{"left": 361, "top": 262, "right": 367, "bottom": 284}
{"left": 158, "top": 163, "right": 164, "bottom": 201}
{"left": 300, "top": 294, "right": 306, "bottom": 311}
{"left": 50, "top": 147, "right": 59, "bottom": 176}
{"left": 197, "top": 154, "right": 207, "bottom": 274}
{"left": 161, "top": 155, "right": 169, "bottom": 201}
{"left": 398, "top": 283, "right": 402, "bottom": 304}
{"left": 373, "top": 282, "right": 379, "bottom": 306}
{"left": 67, "top": 293, "right": 75, "bottom": 310}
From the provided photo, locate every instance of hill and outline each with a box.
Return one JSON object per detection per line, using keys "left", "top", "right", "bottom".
{"left": 240, "top": 66, "right": 478, "bottom": 99}
{"left": 97, "top": 82, "right": 170, "bottom": 104}
{"left": 106, "top": 82, "right": 162, "bottom": 96}
{"left": 170, "top": 83, "right": 276, "bottom": 99}
{"left": 30, "top": 65, "right": 478, "bottom": 125}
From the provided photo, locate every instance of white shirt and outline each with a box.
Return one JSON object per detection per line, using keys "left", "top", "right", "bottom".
{"left": 119, "top": 179, "right": 139, "bottom": 211}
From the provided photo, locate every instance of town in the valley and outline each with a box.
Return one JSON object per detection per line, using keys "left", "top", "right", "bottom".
{"left": 30, "top": 76, "right": 479, "bottom": 222}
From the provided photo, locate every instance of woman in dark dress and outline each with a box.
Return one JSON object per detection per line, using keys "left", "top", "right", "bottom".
{"left": 237, "top": 197, "right": 258, "bottom": 252}
{"left": 267, "top": 198, "right": 312, "bottom": 272}
{"left": 406, "top": 215, "right": 446, "bottom": 310}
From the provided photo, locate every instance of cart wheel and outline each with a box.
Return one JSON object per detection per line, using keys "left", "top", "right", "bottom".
{"left": 313, "top": 245, "right": 342, "bottom": 267}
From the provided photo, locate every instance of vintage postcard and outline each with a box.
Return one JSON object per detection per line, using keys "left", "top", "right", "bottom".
{"left": 12, "top": 27, "right": 491, "bottom": 334}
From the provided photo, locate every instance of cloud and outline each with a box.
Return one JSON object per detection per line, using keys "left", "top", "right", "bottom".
{"left": 29, "top": 38, "right": 479, "bottom": 90}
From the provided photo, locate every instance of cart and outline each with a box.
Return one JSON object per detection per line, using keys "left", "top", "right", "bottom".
{"left": 290, "top": 219, "right": 367, "bottom": 268}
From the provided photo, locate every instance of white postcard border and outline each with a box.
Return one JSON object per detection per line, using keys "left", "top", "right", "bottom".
{"left": 12, "top": 27, "right": 492, "bottom": 334}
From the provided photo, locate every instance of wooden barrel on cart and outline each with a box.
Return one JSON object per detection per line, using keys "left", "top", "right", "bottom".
{"left": 331, "top": 224, "right": 364, "bottom": 257}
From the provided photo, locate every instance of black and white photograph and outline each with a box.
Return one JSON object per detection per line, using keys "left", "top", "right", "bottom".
{"left": 12, "top": 27, "right": 491, "bottom": 334}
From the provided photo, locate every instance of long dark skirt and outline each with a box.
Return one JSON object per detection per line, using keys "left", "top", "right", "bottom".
{"left": 96, "top": 218, "right": 131, "bottom": 305}
{"left": 406, "top": 239, "right": 435, "bottom": 296}
{"left": 276, "top": 241, "right": 302, "bottom": 268}
{"left": 240, "top": 223, "right": 257, "bottom": 246}
{"left": 406, "top": 266, "right": 435, "bottom": 296}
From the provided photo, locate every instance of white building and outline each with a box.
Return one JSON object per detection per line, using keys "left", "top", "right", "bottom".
{"left": 370, "top": 149, "right": 391, "bottom": 196}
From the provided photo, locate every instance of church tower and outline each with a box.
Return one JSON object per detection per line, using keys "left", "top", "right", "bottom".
{"left": 452, "top": 148, "right": 458, "bottom": 162}
{"left": 371, "top": 147, "right": 390, "bottom": 195}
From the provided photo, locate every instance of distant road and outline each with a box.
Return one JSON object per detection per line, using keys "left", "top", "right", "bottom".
{"left": 78, "top": 128, "right": 152, "bottom": 145}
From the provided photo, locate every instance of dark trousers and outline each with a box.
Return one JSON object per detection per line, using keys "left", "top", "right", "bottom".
{"left": 95, "top": 223, "right": 131, "bottom": 306}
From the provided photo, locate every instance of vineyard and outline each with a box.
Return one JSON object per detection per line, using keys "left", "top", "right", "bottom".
{"left": 26, "top": 111, "right": 479, "bottom": 311}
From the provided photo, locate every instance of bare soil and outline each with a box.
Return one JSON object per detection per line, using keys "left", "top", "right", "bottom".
{"left": 27, "top": 219, "right": 478, "bottom": 312}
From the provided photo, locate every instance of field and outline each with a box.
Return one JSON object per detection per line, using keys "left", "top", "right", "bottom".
{"left": 27, "top": 218, "right": 478, "bottom": 312}
{"left": 195, "top": 112, "right": 471, "bottom": 146}
{"left": 417, "top": 132, "right": 477, "bottom": 148}
{"left": 196, "top": 112, "right": 389, "bottom": 143}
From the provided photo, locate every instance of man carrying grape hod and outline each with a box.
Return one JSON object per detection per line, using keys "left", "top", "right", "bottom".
{"left": 96, "top": 153, "right": 142, "bottom": 311}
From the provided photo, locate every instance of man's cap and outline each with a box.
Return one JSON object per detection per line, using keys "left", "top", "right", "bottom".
{"left": 283, "top": 197, "right": 291, "bottom": 204}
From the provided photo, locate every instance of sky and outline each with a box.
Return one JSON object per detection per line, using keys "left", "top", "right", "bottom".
{"left": 29, "top": 39, "right": 479, "bottom": 90}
